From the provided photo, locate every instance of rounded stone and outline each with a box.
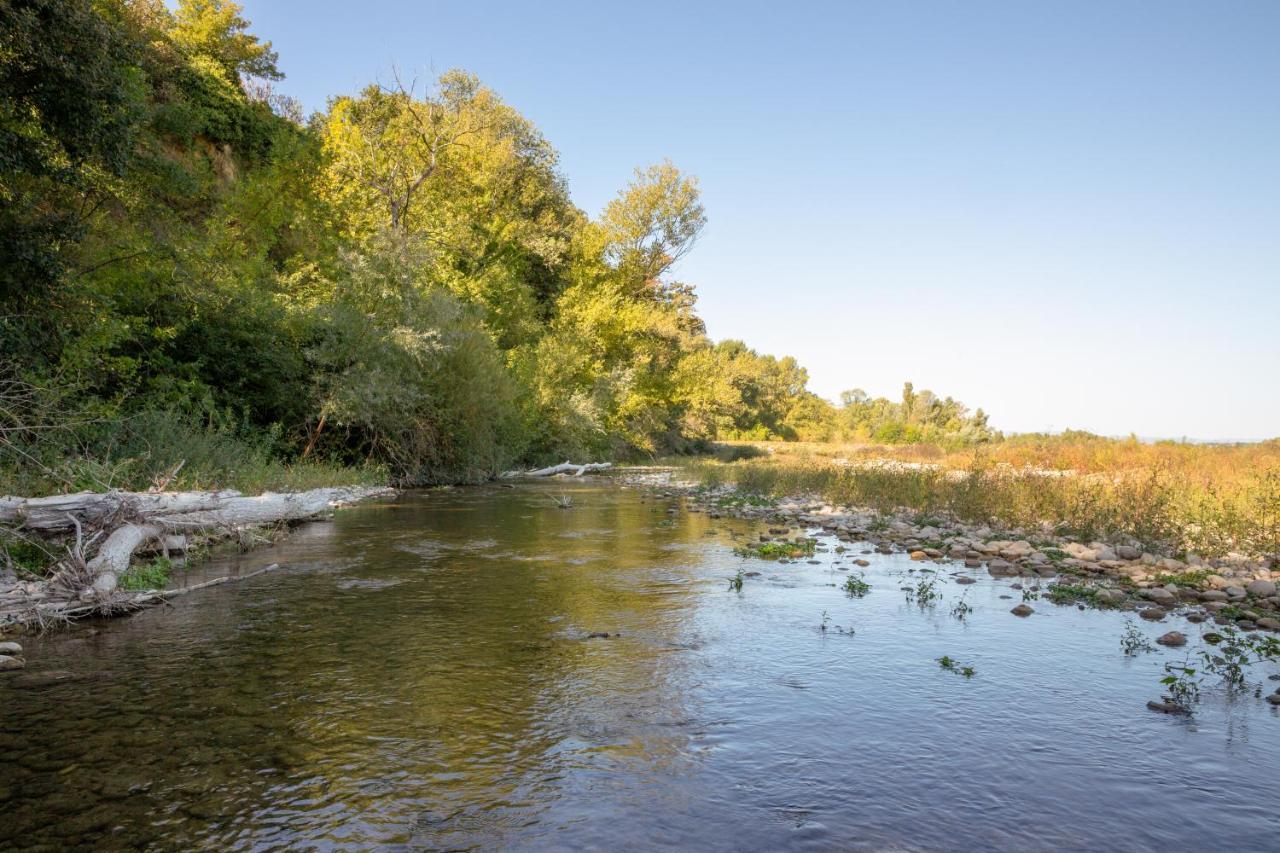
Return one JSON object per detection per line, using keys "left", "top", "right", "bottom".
{"left": 1010, "top": 603, "right": 1034, "bottom": 617}
{"left": 1156, "top": 631, "right": 1187, "bottom": 647}
{"left": 1246, "top": 580, "right": 1278, "bottom": 598}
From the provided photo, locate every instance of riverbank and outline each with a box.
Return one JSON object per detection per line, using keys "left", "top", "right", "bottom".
{"left": 620, "top": 466, "right": 1280, "bottom": 635}
{"left": 669, "top": 438, "right": 1280, "bottom": 561}
{"left": 0, "top": 485, "right": 395, "bottom": 641}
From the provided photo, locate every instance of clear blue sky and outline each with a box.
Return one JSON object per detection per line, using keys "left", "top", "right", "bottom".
{"left": 239, "top": 0, "right": 1279, "bottom": 440}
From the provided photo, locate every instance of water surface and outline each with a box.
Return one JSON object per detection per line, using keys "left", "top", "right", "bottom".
{"left": 2, "top": 482, "right": 1278, "bottom": 850}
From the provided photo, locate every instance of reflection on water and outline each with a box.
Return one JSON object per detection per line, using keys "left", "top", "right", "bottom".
{"left": 1, "top": 483, "right": 1278, "bottom": 850}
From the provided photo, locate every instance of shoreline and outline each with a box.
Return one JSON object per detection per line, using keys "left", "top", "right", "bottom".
{"left": 0, "top": 485, "right": 396, "bottom": 642}
{"left": 618, "top": 467, "right": 1280, "bottom": 632}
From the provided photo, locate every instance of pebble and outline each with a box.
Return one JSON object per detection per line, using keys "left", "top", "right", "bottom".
{"left": 0, "top": 641, "right": 22, "bottom": 655}
{"left": 1156, "top": 631, "right": 1187, "bottom": 647}
{"left": 1010, "top": 604, "right": 1034, "bottom": 617}
{"left": 0, "top": 655, "right": 25, "bottom": 671}
{"left": 1138, "top": 608, "right": 1167, "bottom": 621}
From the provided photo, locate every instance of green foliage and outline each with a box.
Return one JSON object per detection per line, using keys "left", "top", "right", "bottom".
{"left": 119, "top": 556, "right": 172, "bottom": 591}
{"left": 734, "top": 539, "right": 816, "bottom": 559}
{"left": 842, "top": 573, "right": 871, "bottom": 597}
{"left": 1121, "top": 620, "right": 1154, "bottom": 656}
{"left": 1160, "top": 660, "right": 1200, "bottom": 711}
{"left": 937, "top": 656, "right": 975, "bottom": 677}
{"left": 1151, "top": 568, "right": 1212, "bottom": 588}
{"left": 1197, "top": 627, "right": 1280, "bottom": 692}
{"left": 837, "top": 382, "right": 996, "bottom": 447}
{"left": 906, "top": 573, "right": 940, "bottom": 606}
{"left": 1045, "top": 583, "right": 1109, "bottom": 607}
{"left": 0, "top": 2, "right": 993, "bottom": 496}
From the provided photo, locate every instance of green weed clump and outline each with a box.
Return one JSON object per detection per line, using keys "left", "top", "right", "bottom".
{"left": 735, "top": 540, "right": 816, "bottom": 559}
{"left": 937, "top": 656, "right": 976, "bottom": 677}
{"left": 119, "top": 557, "right": 173, "bottom": 592}
{"left": 842, "top": 573, "right": 871, "bottom": 597}
{"left": 1045, "top": 583, "right": 1112, "bottom": 608}
{"left": 1151, "top": 568, "right": 1213, "bottom": 588}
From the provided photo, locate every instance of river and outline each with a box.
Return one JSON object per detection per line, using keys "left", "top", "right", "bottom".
{"left": 1, "top": 481, "right": 1277, "bottom": 850}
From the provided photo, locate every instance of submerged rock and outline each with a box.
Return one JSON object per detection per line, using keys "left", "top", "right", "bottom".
{"left": 0, "top": 655, "right": 25, "bottom": 671}
{"left": 1138, "top": 608, "right": 1168, "bottom": 621}
{"left": 988, "top": 560, "right": 1016, "bottom": 577}
{"left": 1010, "top": 604, "right": 1034, "bottom": 617}
{"left": 1156, "top": 631, "right": 1187, "bottom": 647}
{"left": 1147, "top": 700, "right": 1187, "bottom": 715}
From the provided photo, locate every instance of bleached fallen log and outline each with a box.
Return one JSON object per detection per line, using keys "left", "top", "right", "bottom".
{"left": 84, "top": 523, "right": 163, "bottom": 597}
{"left": 0, "top": 485, "right": 394, "bottom": 602}
{"left": 0, "top": 489, "right": 242, "bottom": 532}
{"left": 504, "top": 461, "right": 612, "bottom": 478}
{"left": 151, "top": 486, "right": 388, "bottom": 530}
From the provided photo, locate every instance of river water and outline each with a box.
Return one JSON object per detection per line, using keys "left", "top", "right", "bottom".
{"left": 1, "top": 482, "right": 1278, "bottom": 850}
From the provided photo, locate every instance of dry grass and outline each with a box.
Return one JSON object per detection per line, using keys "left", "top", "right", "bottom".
{"left": 676, "top": 436, "right": 1280, "bottom": 559}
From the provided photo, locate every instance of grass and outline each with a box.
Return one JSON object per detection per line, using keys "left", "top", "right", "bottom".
{"left": 118, "top": 557, "right": 173, "bottom": 591}
{"left": 734, "top": 539, "right": 816, "bottom": 559}
{"left": 674, "top": 436, "right": 1280, "bottom": 559}
{"left": 1151, "top": 568, "right": 1214, "bottom": 588}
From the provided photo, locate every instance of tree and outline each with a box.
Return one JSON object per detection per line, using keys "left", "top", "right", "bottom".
{"left": 171, "top": 0, "right": 281, "bottom": 83}
{"left": 0, "top": 0, "right": 142, "bottom": 302}
{"left": 600, "top": 160, "right": 706, "bottom": 288}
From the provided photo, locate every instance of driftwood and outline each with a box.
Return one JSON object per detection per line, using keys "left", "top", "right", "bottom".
{"left": 502, "top": 461, "right": 612, "bottom": 478}
{"left": 1, "top": 485, "right": 395, "bottom": 616}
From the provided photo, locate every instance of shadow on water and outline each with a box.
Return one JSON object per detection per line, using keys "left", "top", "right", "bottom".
{"left": 1, "top": 482, "right": 1278, "bottom": 850}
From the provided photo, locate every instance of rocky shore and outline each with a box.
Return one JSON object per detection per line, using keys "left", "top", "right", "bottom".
{"left": 620, "top": 469, "right": 1280, "bottom": 631}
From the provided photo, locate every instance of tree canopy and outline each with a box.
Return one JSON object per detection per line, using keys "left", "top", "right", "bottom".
{"left": 0, "top": 0, "right": 996, "bottom": 493}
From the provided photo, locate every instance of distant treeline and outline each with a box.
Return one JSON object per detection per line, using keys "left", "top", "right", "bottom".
{"left": 0, "top": 0, "right": 993, "bottom": 492}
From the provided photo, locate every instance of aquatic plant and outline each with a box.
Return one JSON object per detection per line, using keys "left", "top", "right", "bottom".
{"left": 950, "top": 590, "right": 973, "bottom": 621}
{"left": 842, "top": 573, "right": 871, "bottom": 597}
{"left": 905, "top": 574, "right": 940, "bottom": 607}
{"left": 819, "top": 610, "right": 830, "bottom": 633}
{"left": 551, "top": 494, "right": 574, "bottom": 509}
{"left": 728, "top": 570, "right": 745, "bottom": 592}
{"left": 937, "top": 656, "right": 975, "bottom": 677}
{"left": 1120, "top": 620, "right": 1155, "bottom": 656}
{"left": 1160, "top": 660, "right": 1202, "bottom": 711}
{"left": 1198, "top": 627, "right": 1280, "bottom": 692}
